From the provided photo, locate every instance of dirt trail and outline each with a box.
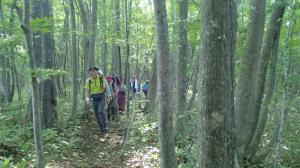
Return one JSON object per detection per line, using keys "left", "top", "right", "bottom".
{"left": 47, "top": 115, "right": 126, "bottom": 168}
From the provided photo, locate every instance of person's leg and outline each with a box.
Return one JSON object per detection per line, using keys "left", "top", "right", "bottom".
{"left": 92, "top": 100, "right": 101, "bottom": 127}
{"left": 98, "top": 98, "right": 108, "bottom": 131}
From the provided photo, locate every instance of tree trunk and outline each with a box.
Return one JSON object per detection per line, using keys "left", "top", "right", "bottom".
{"left": 248, "top": 2, "right": 286, "bottom": 156}
{"left": 69, "top": 0, "right": 78, "bottom": 115}
{"left": 21, "top": 0, "right": 44, "bottom": 166}
{"left": 235, "top": 0, "right": 266, "bottom": 158}
{"left": 111, "top": 0, "right": 122, "bottom": 77}
{"left": 153, "top": 0, "right": 177, "bottom": 167}
{"left": 88, "top": 0, "right": 98, "bottom": 67}
{"left": 78, "top": 0, "right": 90, "bottom": 80}
{"left": 197, "top": 0, "right": 237, "bottom": 167}
{"left": 124, "top": 0, "right": 132, "bottom": 84}
{"left": 101, "top": 0, "right": 108, "bottom": 74}
{"left": 175, "top": 0, "right": 188, "bottom": 140}
{"left": 41, "top": 0, "right": 57, "bottom": 128}
{"left": 144, "top": 55, "right": 157, "bottom": 113}
{"left": 274, "top": 9, "right": 294, "bottom": 167}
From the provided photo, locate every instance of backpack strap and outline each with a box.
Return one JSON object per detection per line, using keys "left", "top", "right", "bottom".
{"left": 88, "top": 76, "right": 104, "bottom": 93}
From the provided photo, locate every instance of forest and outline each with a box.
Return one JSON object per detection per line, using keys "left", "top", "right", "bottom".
{"left": 0, "top": 0, "right": 300, "bottom": 167}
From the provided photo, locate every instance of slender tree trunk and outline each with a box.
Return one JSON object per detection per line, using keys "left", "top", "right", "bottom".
{"left": 88, "top": 0, "right": 98, "bottom": 66}
{"left": 78, "top": 0, "right": 90, "bottom": 80}
{"left": 197, "top": 0, "right": 237, "bottom": 167}
{"left": 274, "top": 9, "right": 294, "bottom": 167}
{"left": 144, "top": 56, "right": 157, "bottom": 112}
{"left": 175, "top": 0, "right": 188, "bottom": 140}
{"left": 69, "top": 0, "right": 78, "bottom": 115}
{"left": 153, "top": 0, "right": 177, "bottom": 167}
{"left": 111, "top": 0, "right": 121, "bottom": 76}
{"left": 62, "top": 4, "right": 70, "bottom": 97}
{"left": 235, "top": 0, "right": 266, "bottom": 158}
{"left": 41, "top": 0, "right": 57, "bottom": 128}
{"left": 21, "top": 0, "right": 44, "bottom": 166}
{"left": 187, "top": 46, "right": 199, "bottom": 111}
{"left": 101, "top": 0, "right": 108, "bottom": 74}
{"left": 124, "top": 0, "right": 132, "bottom": 84}
{"left": 248, "top": 2, "right": 286, "bottom": 155}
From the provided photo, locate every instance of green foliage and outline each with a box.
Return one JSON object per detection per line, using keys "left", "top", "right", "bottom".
{"left": 32, "top": 68, "right": 68, "bottom": 80}
{"left": 30, "top": 17, "right": 54, "bottom": 33}
{"left": 0, "top": 157, "right": 12, "bottom": 168}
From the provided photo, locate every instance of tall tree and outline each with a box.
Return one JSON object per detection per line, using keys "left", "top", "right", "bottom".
{"left": 101, "top": 0, "right": 108, "bottom": 74}
{"left": 111, "top": 0, "right": 122, "bottom": 77}
{"left": 153, "top": 0, "right": 177, "bottom": 167}
{"left": 78, "top": 0, "right": 90, "bottom": 80}
{"left": 235, "top": 0, "right": 266, "bottom": 158}
{"left": 197, "top": 0, "right": 237, "bottom": 167}
{"left": 88, "top": 0, "right": 98, "bottom": 67}
{"left": 175, "top": 0, "right": 188, "bottom": 140}
{"left": 21, "top": 0, "right": 44, "bottom": 166}
{"left": 69, "top": 0, "right": 78, "bottom": 115}
{"left": 248, "top": 1, "right": 286, "bottom": 156}
{"left": 41, "top": 0, "right": 57, "bottom": 128}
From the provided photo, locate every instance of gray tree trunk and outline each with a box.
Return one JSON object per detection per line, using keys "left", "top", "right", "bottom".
{"left": 274, "top": 9, "right": 294, "bottom": 167}
{"left": 21, "top": 0, "right": 44, "bottom": 166}
{"left": 111, "top": 0, "right": 122, "bottom": 76}
{"left": 41, "top": 0, "right": 57, "bottom": 128}
{"left": 248, "top": 2, "right": 286, "bottom": 156}
{"left": 101, "top": 0, "right": 108, "bottom": 74}
{"left": 144, "top": 55, "right": 157, "bottom": 113}
{"left": 88, "top": 0, "right": 98, "bottom": 67}
{"left": 235, "top": 0, "right": 266, "bottom": 158}
{"left": 78, "top": 0, "right": 90, "bottom": 80}
{"left": 153, "top": 0, "right": 177, "bottom": 167}
{"left": 175, "top": 0, "right": 188, "bottom": 140}
{"left": 124, "top": 0, "right": 132, "bottom": 84}
{"left": 187, "top": 46, "right": 199, "bottom": 111}
{"left": 197, "top": 0, "right": 237, "bottom": 167}
{"left": 69, "top": 0, "right": 78, "bottom": 115}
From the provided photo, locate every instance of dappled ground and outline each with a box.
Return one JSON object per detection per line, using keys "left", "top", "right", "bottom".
{"left": 46, "top": 102, "right": 159, "bottom": 168}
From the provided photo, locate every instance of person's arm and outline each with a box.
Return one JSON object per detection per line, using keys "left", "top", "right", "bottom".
{"left": 84, "top": 79, "right": 90, "bottom": 103}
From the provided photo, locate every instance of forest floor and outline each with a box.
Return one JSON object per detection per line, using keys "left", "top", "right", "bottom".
{"left": 46, "top": 100, "right": 160, "bottom": 168}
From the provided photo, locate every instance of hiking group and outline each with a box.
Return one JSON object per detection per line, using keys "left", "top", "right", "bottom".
{"left": 84, "top": 66, "right": 149, "bottom": 134}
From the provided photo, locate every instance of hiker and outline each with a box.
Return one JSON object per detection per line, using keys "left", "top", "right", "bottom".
{"left": 118, "top": 83, "right": 127, "bottom": 112}
{"left": 142, "top": 80, "right": 149, "bottom": 98}
{"left": 105, "top": 75, "right": 118, "bottom": 121}
{"left": 85, "top": 66, "right": 109, "bottom": 133}
{"left": 130, "top": 77, "right": 139, "bottom": 97}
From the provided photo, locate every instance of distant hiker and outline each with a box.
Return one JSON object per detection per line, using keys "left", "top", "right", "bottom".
{"left": 130, "top": 77, "right": 139, "bottom": 96}
{"left": 106, "top": 74, "right": 119, "bottom": 120}
{"left": 142, "top": 80, "right": 149, "bottom": 98}
{"left": 85, "top": 66, "right": 109, "bottom": 133}
{"left": 118, "top": 83, "right": 127, "bottom": 112}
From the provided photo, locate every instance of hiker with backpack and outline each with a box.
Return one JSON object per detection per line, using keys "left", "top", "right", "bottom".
{"left": 142, "top": 80, "right": 149, "bottom": 98}
{"left": 105, "top": 74, "right": 119, "bottom": 121}
{"left": 85, "top": 66, "right": 110, "bottom": 133}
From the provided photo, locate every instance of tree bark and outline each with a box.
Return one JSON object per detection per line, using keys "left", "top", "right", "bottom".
{"left": 21, "top": 0, "right": 44, "bottom": 166}
{"left": 111, "top": 0, "right": 122, "bottom": 77}
{"left": 235, "top": 0, "right": 266, "bottom": 157}
{"left": 153, "top": 0, "right": 177, "bottom": 167}
{"left": 69, "top": 0, "right": 78, "bottom": 115}
{"left": 88, "top": 0, "right": 98, "bottom": 67}
{"left": 175, "top": 0, "right": 188, "bottom": 140}
{"left": 197, "top": 0, "right": 237, "bottom": 167}
{"left": 101, "top": 0, "right": 108, "bottom": 74}
{"left": 274, "top": 9, "right": 294, "bottom": 167}
{"left": 41, "top": 0, "right": 57, "bottom": 128}
{"left": 144, "top": 55, "right": 157, "bottom": 113}
{"left": 248, "top": 2, "right": 286, "bottom": 156}
{"left": 78, "top": 0, "right": 90, "bottom": 80}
